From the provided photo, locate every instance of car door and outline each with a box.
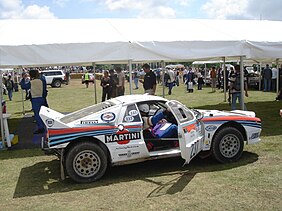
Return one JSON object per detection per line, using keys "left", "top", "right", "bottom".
{"left": 109, "top": 103, "right": 149, "bottom": 163}
{"left": 166, "top": 100, "right": 204, "bottom": 164}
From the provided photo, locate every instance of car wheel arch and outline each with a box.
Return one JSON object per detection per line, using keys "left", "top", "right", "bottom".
{"left": 213, "top": 121, "right": 247, "bottom": 142}
{"left": 64, "top": 137, "right": 111, "bottom": 165}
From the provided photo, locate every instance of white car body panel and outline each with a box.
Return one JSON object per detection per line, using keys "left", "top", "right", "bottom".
{"left": 39, "top": 94, "right": 261, "bottom": 166}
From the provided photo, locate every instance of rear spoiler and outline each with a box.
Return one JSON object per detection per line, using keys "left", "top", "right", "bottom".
{"left": 39, "top": 106, "right": 69, "bottom": 128}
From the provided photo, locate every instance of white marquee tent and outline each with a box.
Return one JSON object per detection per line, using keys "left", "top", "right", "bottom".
{"left": 1, "top": 19, "right": 282, "bottom": 66}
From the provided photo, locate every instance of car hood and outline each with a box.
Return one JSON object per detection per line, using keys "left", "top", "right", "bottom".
{"left": 197, "top": 109, "right": 256, "bottom": 118}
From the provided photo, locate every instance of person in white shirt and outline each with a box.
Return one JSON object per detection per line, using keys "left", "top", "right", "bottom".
{"left": 271, "top": 66, "right": 278, "bottom": 91}
{"left": 166, "top": 68, "right": 176, "bottom": 95}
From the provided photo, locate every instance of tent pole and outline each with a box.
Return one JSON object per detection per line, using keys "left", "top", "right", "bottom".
{"left": 276, "top": 58, "right": 279, "bottom": 95}
{"left": 240, "top": 56, "right": 245, "bottom": 110}
{"left": 223, "top": 57, "right": 226, "bottom": 102}
{"left": 161, "top": 61, "right": 165, "bottom": 98}
{"left": 204, "top": 64, "right": 207, "bottom": 85}
{"left": 128, "top": 60, "right": 133, "bottom": 95}
{"left": 259, "top": 62, "right": 262, "bottom": 91}
{"left": 92, "top": 62, "right": 97, "bottom": 104}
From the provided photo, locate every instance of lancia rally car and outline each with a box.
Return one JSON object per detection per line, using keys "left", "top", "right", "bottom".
{"left": 39, "top": 94, "right": 261, "bottom": 183}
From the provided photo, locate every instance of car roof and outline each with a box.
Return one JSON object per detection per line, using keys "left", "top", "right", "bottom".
{"left": 113, "top": 94, "right": 168, "bottom": 106}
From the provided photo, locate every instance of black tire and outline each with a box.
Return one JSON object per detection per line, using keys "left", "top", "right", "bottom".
{"left": 52, "top": 80, "right": 62, "bottom": 88}
{"left": 211, "top": 127, "right": 244, "bottom": 163}
{"left": 65, "top": 142, "right": 108, "bottom": 183}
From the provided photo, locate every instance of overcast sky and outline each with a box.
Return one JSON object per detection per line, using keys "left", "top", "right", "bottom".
{"left": 0, "top": 0, "right": 281, "bottom": 20}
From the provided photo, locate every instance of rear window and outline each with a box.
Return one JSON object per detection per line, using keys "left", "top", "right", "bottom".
{"left": 60, "top": 101, "right": 116, "bottom": 124}
{"left": 42, "top": 71, "right": 63, "bottom": 76}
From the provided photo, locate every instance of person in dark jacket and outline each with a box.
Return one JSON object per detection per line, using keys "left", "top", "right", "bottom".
{"left": 139, "top": 63, "right": 156, "bottom": 95}
{"left": 5, "top": 75, "right": 14, "bottom": 101}
{"left": 100, "top": 70, "right": 113, "bottom": 101}
{"left": 262, "top": 64, "right": 272, "bottom": 92}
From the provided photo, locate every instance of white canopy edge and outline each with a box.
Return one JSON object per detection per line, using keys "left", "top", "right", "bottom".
{"left": 1, "top": 19, "right": 282, "bottom": 67}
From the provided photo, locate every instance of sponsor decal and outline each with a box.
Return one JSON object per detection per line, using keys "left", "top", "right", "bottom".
{"left": 124, "top": 116, "right": 134, "bottom": 122}
{"left": 250, "top": 132, "right": 259, "bottom": 140}
{"left": 118, "top": 150, "right": 140, "bottom": 158}
{"left": 117, "top": 124, "right": 124, "bottom": 131}
{"left": 105, "top": 132, "right": 141, "bottom": 144}
{"left": 116, "top": 145, "right": 139, "bottom": 150}
{"left": 184, "top": 124, "right": 196, "bottom": 132}
{"left": 128, "top": 110, "right": 138, "bottom": 116}
{"left": 46, "top": 119, "right": 54, "bottom": 127}
{"left": 101, "top": 112, "right": 116, "bottom": 122}
{"left": 205, "top": 125, "right": 217, "bottom": 132}
{"left": 80, "top": 120, "right": 98, "bottom": 125}
{"left": 204, "top": 140, "right": 210, "bottom": 145}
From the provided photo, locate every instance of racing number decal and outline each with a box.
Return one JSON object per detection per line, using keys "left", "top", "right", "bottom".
{"left": 190, "top": 139, "right": 201, "bottom": 159}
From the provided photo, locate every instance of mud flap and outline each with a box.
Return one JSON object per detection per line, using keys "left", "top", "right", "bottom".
{"left": 60, "top": 149, "right": 65, "bottom": 180}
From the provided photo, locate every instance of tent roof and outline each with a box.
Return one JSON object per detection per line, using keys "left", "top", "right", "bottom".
{"left": 1, "top": 19, "right": 282, "bottom": 67}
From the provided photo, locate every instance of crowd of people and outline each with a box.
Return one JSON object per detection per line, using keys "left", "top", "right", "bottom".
{"left": 2, "top": 63, "right": 281, "bottom": 136}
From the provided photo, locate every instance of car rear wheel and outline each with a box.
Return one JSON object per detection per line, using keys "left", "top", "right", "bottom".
{"left": 52, "top": 80, "right": 61, "bottom": 88}
{"left": 65, "top": 142, "right": 108, "bottom": 183}
{"left": 211, "top": 127, "right": 244, "bottom": 163}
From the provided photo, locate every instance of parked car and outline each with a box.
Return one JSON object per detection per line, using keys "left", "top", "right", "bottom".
{"left": 41, "top": 70, "right": 67, "bottom": 88}
{"left": 81, "top": 73, "right": 95, "bottom": 84}
{"left": 39, "top": 94, "right": 261, "bottom": 183}
{"left": 246, "top": 72, "right": 260, "bottom": 88}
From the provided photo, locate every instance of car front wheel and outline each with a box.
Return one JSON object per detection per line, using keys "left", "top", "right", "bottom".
{"left": 65, "top": 142, "right": 108, "bottom": 183}
{"left": 211, "top": 127, "right": 244, "bottom": 163}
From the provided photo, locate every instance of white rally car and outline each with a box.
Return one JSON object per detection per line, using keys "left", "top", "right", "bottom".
{"left": 39, "top": 94, "right": 261, "bottom": 183}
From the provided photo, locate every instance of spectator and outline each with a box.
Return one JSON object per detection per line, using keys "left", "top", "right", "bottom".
{"left": 185, "top": 67, "right": 195, "bottom": 92}
{"left": 139, "top": 63, "right": 157, "bottom": 95}
{"left": 133, "top": 69, "right": 140, "bottom": 89}
{"left": 262, "top": 64, "right": 272, "bottom": 92}
{"left": 5, "top": 75, "right": 14, "bottom": 101}
{"left": 223, "top": 66, "right": 229, "bottom": 91}
{"left": 83, "top": 71, "right": 90, "bottom": 88}
{"left": 197, "top": 75, "right": 204, "bottom": 90}
{"left": 210, "top": 66, "right": 217, "bottom": 92}
{"left": 19, "top": 72, "right": 31, "bottom": 100}
{"left": 271, "top": 66, "right": 278, "bottom": 92}
{"left": 229, "top": 65, "right": 248, "bottom": 110}
{"left": 115, "top": 67, "right": 125, "bottom": 96}
{"left": 100, "top": 70, "right": 112, "bottom": 102}
{"left": 65, "top": 70, "right": 70, "bottom": 85}
{"left": 217, "top": 68, "right": 222, "bottom": 89}
{"left": 109, "top": 69, "right": 118, "bottom": 98}
{"left": 23, "top": 69, "right": 48, "bottom": 134}
{"left": 166, "top": 68, "right": 175, "bottom": 95}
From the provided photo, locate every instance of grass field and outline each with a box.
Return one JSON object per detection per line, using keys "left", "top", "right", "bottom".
{"left": 0, "top": 79, "right": 281, "bottom": 210}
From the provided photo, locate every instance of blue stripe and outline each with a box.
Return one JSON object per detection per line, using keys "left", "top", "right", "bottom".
{"left": 49, "top": 128, "right": 141, "bottom": 146}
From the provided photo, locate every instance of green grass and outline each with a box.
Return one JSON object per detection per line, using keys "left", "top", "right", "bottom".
{"left": 0, "top": 79, "right": 281, "bottom": 210}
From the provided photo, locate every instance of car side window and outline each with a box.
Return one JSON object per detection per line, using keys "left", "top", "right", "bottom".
{"left": 167, "top": 101, "right": 194, "bottom": 123}
{"left": 122, "top": 104, "right": 141, "bottom": 123}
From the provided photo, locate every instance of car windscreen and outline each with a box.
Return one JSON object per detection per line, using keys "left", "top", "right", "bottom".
{"left": 60, "top": 101, "right": 116, "bottom": 124}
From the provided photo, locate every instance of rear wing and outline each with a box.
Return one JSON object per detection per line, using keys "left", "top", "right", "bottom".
{"left": 39, "top": 106, "right": 69, "bottom": 129}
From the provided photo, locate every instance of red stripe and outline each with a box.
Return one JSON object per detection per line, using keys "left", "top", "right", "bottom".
{"left": 203, "top": 116, "right": 261, "bottom": 122}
